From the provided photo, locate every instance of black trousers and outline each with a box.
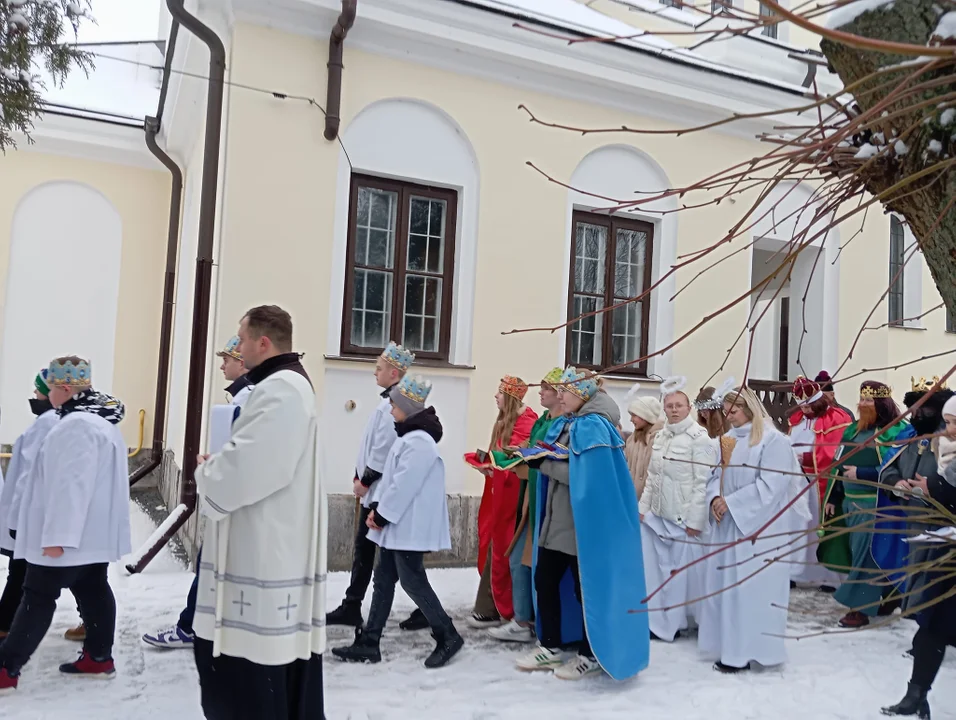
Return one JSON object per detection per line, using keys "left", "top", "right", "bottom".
{"left": 910, "top": 602, "right": 956, "bottom": 689}
{"left": 342, "top": 506, "right": 377, "bottom": 607}
{"left": 365, "top": 549, "right": 452, "bottom": 641}
{"left": 0, "top": 557, "right": 27, "bottom": 632}
{"left": 194, "top": 638, "right": 325, "bottom": 720}
{"left": 535, "top": 547, "right": 592, "bottom": 658}
{"left": 177, "top": 546, "right": 202, "bottom": 634}
{"left": 0, "top": 562, "right": 114, "bottom": 675}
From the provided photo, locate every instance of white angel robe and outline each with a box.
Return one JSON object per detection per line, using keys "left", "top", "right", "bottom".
{"left": 195, "top": 368, "right": 327, "bottom": 666}
{"left": 356, "top": 392, "right": 399, "bottom": 509}
{"left": 697, "top": 423, "right": 796, "bottom": 669}
{"left": 367, "top": 430, "right": 451, "bottom": 552}
{"left": 0, "top": 410, "right": 57, "bottom": 554}
{"left": 15, "top": 411, "right": 131, "bottom": 567}
{"left": 788, "top": 417, "right": 843, "bottom": 587}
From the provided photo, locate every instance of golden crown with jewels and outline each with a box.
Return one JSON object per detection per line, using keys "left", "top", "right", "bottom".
{"left": 860, "top": 384, "right": 893, "bottom": 400}
{"left": 911, "top": 376, "right": 949, "bottom": 393}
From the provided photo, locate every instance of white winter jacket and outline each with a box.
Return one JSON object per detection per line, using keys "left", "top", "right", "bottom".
{"left": 640, "top": 415, "right": 718, "bottom": 531}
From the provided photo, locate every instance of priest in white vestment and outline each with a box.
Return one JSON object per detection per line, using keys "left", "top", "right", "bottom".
{"left": 0, "top": 357, "right": 130, "bottom": 695}
{"left": 640, "top": 380, "right": 717, "bottom": 641}
{"left": 697, "top": 387, "right": 798, "bottom": 674}
{"left": 194, "top": 305, "right": 327, "bottom": 720}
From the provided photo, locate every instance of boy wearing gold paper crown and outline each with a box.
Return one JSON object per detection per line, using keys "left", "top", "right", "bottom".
{"left": 0, "top": 357, "right": 130, "bottom": 694}
{"left": 819, "top": 380, "right": 909, "bottom": 628}
{"left": 332, "top": 375, "right": 464, "bottom": 668}
{"left": 326, "top": 342, "right": 427, "bottom": 632}
{"left": 142, "top": 336, "right": 252, "bottom": 651}
{"left": 515, "top": 368, "right": 649, "bottom": 682}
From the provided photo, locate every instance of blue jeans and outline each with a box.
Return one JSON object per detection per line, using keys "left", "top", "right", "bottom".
{"left": 510, "top": 530, "right": 533, "bottom": 624}
{"left": 178, "top": 546, "right": 201, "bottom": 634}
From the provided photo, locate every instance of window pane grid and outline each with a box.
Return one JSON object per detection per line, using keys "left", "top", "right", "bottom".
{"left": 567, "top": 213, "right": 652, "bottom": 373}
{"left": 345, "top": 177, "right": 456, "bottom": 359}
{"left": 760, "top": 2, "right": 779, "bottom": 38}
{"left": 889, "top": 216, "right": 906, "bottom": 325}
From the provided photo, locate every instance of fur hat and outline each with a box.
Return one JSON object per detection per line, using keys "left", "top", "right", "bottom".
{"left": 628, "top": 395, "right": 662, "bottom": 425}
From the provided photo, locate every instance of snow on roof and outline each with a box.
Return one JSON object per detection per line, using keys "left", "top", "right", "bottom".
{"left": 38, "top": 42, "right": 162, "bottom": 123}
{"left": 825, "top": 0, "right": 896, "bottom": 29}
{"left": 35, "top": 0, "right": 163, "bottom": 123}
{"left": 461, "top": 0, "right": 676, "bottom": 50}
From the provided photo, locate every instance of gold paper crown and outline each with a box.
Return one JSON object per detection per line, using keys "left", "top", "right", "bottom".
{"left": 860, "top": 384, "right": 893, "bottom": 399}
{"left": 499, "top": 376, "right": 528, "bottom": 402}
{"left": 911, "top": 376, "right": 949, "bottom": 393}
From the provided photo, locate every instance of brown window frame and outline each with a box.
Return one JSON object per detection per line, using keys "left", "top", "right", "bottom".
{"left": 565, "top": 210, "right": 654, "bottom": 376}
{"left": 341, "top": 174, "right": 458, "bottom": 362}
{"left": 888, "top": 215, "right": 906, "bottom": 327}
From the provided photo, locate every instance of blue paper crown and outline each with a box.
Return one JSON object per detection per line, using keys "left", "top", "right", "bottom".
{"left": 398, "top": 374, "right": 432, "bottom": 404}
{"left": 382, "top": 341, "right": 415, "bottom": 372}
{"left": 47, "top": 357, "right": 92, "bottom": 387}
{"left": 217, "top": 335, "right": 242, "bottom": 361}
{"left": 560, "top": 366, "right": 598, "bottom": 401}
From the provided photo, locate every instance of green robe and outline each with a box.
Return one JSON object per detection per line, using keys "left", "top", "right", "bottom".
{"left": 490, "top": 411, "right": 555, "bottom": 531}
{"left": 818, "top": 420, "right": 908, "bottom": 573}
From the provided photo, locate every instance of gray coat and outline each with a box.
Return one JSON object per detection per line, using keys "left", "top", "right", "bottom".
{"left": 538, "top": 392, "right": 621, "bottom": 557}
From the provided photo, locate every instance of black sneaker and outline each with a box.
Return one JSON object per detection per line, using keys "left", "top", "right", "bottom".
{"left": 424, "top": 627, "right": 464, "bottom": 669}
{"left": 399, "top": 608, "right": 429, "bottom": 631}
{"left": 331, "top": 629, "right": 381, "bottom": 664}
{"left": 326, "top": 603, "right": 364, "bottom": 628}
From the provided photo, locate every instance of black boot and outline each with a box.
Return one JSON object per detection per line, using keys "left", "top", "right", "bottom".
{"left": 331, "top": 628, "right": 382, "bottom": 664}
{"left": 424, "top": 626, "right": 464, "bottom": 669}
{"left": 881, "top": 683, "right": 931, "bottom": 719}
{"left": 714, "top": 661, "right": 751, "bottom": 674}
{"left": 326, "top": 602, "right": 364, "bottom": 628}
{"left": 399, "top": 608, "right": 429, "bottom": 631}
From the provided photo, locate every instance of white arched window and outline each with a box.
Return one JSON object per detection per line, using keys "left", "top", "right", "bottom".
{"left": 565, "top": 145, "right": 677, "bottom": 380}
{"left": 327, "top": 98, "right": 479, "bottom": 366}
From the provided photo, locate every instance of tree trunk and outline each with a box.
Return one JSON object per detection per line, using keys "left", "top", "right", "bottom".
{"left": 820, "top": 0, "right": 956, "bottom": 318}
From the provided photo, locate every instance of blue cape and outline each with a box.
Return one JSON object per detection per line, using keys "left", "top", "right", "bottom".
{"left": 531, "top": 412, "right": 649, "bottom": 680}
{"left": 871, "top": 424, "right": 917, "bottom": 589}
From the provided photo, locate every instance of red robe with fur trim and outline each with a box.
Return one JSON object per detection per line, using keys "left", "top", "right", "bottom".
{"left": 476, "top": 407, "right": 537, "bottom": 620}
{"left": 788, "top": 406, "right": 852, "bottom": 502}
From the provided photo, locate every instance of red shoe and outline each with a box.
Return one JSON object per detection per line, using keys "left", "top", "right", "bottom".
{"left": 58, "top": 651, "right": 116, "bottom": 679}
{"left": 0, "top": 668, "right": 18, "bottom": 695}
{"left": 838, "top": 611, "right": 870, "bottom": 628}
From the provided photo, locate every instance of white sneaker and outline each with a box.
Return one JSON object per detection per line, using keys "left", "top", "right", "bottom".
{"left": 554, "top": 655, "right": 602, "bottom": 681}
{"left": 489, "top": 620, "right": 534, "bottom": 643}
{"left": 516, "top": 646, "right": 565, "bottom": 672}
{"left": 466, "top": 613, "right": 504, "bottom": 629}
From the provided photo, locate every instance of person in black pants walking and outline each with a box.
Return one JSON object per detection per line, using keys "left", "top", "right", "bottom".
{"left": 0, "top": 371, "right": 61, "bottom": 638}
{"left": 326, "top": 342, "right": 427, "bottom": 632}
{"left": 882, "top": 415, "right": 956, "bottom": 720}
{"left": 0, "top": 356, "right": 130, "bottom": 695}
{"left": 332, "top": 375, "right": 463, "bottom": 668}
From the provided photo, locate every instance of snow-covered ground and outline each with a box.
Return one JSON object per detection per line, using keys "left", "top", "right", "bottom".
{"left": 2, "top": 503, "right": 955, "bottom": 719}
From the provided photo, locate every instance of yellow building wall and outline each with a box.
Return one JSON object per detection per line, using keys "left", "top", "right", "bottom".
{"left": 0, "top": 149, "right": 169, "bottom": 448}
{"left": 210, "top": 21, "right": 953, "bottom": 491}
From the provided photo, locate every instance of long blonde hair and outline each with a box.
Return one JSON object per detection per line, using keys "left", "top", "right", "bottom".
{"left": 723, "top": 386, "right": 770, "bottom": 447}
{"left": 491, "top": 393, "right": 524, "bottom": 449}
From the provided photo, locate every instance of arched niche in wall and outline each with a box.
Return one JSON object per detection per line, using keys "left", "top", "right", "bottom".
{"left": 748, "top": 181, "right": 840, "bottom": 381}
{"left": 565, "top": 143, "right": 678, "bottom": 387}
{"left": 326, "top": 97, "right": 480, "bottom": 367}
{"left": 0, "top": 181, "right": 122, "bottom": 442}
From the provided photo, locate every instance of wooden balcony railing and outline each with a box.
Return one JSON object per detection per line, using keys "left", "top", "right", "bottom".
{"left": 747, "top": 379, "right": 795, "bottom": 433}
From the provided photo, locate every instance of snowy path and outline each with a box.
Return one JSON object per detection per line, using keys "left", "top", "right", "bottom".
{"left": 2, "top": 503, "right": 955, "bottom": 719}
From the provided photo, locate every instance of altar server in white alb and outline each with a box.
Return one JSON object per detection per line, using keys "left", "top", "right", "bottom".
{"left": 640, "top": 377, "right": 718, "bottom": 642}
{"left": 697, "top": 387, "right": 800, "bottom": 674}
{"left": 326, "top": 341, "right": 427, "bottom": 632}
{"left": 0, "top": 357, "right": 130, "bottom": 695}
{"left": 0, "top": 370, "right": 60, "bottom": 639}
{"left": 193, "top": 305, "right": 327, "bottom": 720}
{"left": 332, "top": 375, "right": 464, "bottom": 669}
